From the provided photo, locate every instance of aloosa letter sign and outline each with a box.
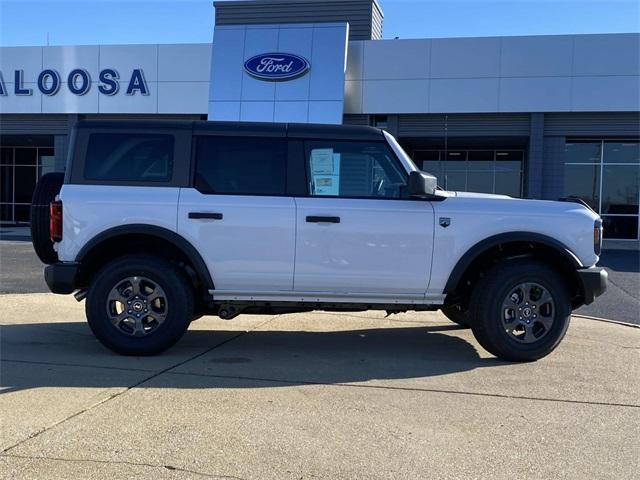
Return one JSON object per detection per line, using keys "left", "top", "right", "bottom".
{"left": 0, "top": 68, "right": 149, "bottom": 96}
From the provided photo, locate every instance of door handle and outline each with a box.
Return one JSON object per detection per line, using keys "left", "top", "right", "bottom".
{"left": 306, "top": 216, "right": 340, "bottom": 224}
{"left": 189, "top": 212, "right": 223, "bottom": 220}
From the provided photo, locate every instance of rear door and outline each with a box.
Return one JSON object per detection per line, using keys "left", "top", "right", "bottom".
{"left": 177, "top": 134, "right": 296, "bottom": 293}
{"left": 293, "top": 140, "right": 435, "bottom": 297}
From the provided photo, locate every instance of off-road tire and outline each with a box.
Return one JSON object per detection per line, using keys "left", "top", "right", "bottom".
{"left": 86, "top": 255, "right": 194, "bottom": 355}
{"left": 30, "top": 172, "right": 64, "bottom": 264}
{"left": 469, "top": 259, "right": 571, "bottom": 362}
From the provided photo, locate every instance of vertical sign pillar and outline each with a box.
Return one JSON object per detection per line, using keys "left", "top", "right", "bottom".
{"left": 208, "top": 23, "right": 349, "bottom": 124}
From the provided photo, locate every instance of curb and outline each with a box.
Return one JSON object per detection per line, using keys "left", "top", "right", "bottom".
{"left": 572, "top": 314, "right": 639, "bottom": 329}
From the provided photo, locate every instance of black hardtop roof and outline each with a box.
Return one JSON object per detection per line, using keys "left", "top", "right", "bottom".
{"left": 75, "top": 119, "right": 384, "bottom": 141}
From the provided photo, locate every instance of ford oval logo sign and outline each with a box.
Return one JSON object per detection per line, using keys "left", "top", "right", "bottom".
{"left": 244, "top": 53, "right": 310, "bottom": 81}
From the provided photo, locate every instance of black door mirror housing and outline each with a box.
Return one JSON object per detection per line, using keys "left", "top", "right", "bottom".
{"left": 409, "top": 170, "right": 438, "bottom": 198}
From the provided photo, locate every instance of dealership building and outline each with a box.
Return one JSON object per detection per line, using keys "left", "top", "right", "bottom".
{"left": 0, "top": 0, "right": 639, "bottom": 244}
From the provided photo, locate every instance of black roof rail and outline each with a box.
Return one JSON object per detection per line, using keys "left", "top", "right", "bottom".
{"left": 74, "top": 119, "right": 384, "bottom": 140}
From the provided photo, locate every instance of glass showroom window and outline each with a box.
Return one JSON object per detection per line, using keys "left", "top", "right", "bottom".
{"left": 0, "top": 146, "right": 55, "bottom": 223}
{"left": 415, "top": 149, "right": 524, "bottom": 197}
{"left": 564, "top": 140, "right": 640, "bottom": 240}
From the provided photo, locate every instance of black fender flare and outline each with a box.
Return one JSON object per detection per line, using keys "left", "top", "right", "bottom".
{"left": 76, "top": 224, "right": 214, "bottom": 290}
{"left": 443, "top": 232, "right": 583, "bottom": 294}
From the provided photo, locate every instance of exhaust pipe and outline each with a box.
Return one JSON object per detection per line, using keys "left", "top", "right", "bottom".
{"left": 74, "top": 289, "right": 88, "bottom": 302}
{"left": 218, "top": 304, "right": 244, "bottom": 320}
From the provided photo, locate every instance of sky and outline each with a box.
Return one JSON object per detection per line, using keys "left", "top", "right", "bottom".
{"left": 0, "top": 0, "right": 638, "bottom": 47}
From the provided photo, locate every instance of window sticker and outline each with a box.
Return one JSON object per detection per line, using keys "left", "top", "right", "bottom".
{"left": 310, "top": 148, "right": 335, "bottom": 174}
{"left": 310, "top": 149, "right": 341, "bottom": 195}
{"left": 313, "top": 175, "right": 339, "bottom": 195}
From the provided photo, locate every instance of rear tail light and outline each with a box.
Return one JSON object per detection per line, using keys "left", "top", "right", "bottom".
{"left": 594, "top": 218, "right": 603, "bottom": 255}
{"left": 49, "top": 200, "right": 63, "bottom": 242}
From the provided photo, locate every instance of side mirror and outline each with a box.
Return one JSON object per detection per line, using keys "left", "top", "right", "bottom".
{"left": 409, "top": 170, "right": 438, "bottom": 198}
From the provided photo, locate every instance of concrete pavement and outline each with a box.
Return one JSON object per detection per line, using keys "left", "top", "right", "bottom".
{"left": 1, "top": 294, "right": 638, "bottom": 479}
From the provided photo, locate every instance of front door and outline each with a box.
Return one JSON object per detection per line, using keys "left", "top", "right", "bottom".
{"left": 178, "top": 135, "right": 296, "bottom": 293}
{"left": 294, "top": 140, "right": 435, "bottom": 298}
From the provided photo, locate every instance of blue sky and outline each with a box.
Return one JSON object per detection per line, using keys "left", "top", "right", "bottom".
{"left": 0, "top": 0, "right": 638, "bottom": 46}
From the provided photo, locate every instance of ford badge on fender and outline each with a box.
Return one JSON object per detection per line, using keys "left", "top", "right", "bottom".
{"left": 244, "top": 53, "right": 310, "bottom": 81}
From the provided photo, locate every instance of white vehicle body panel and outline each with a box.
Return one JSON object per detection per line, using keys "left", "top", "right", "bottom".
{"left": 56, "top": 184, "right": 180, "bottom": 262}
{"left": 177, "top": 188, "right": 296, "bottom": 292}
{"left": 293, "top": 197, "right": 435, "bottom": 296}
{"left": 428, "top": 195, "right": 600, "bottom": 295}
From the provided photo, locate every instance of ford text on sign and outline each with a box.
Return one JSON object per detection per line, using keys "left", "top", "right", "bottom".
{"left": 244, "top": 53, "right": 310, "bottom": 81}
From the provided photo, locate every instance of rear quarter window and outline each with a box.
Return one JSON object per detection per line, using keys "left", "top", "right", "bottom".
{"left": 84, "top": 133, "right": 174, "bottom": 182}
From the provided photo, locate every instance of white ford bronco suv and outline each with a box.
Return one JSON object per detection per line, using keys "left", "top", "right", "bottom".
{"left": 32, "top": 120, "right": 607, "bottom": 361}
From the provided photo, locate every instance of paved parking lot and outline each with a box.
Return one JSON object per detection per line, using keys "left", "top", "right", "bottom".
{"left": 1, "top": 294, "right": 639, "bottom": 479}
{"left": 576, "top": 249, "right": 640, "bottom": 324}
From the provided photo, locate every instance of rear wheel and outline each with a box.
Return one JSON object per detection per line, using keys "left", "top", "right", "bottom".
{"left": 469, "top": 259, "right": 571, "bottom": 362}
{"left": 30, "top": 172, "right": 64, "bottom": 264}
{"left": 86, "top": 255, "right": 194, "bottom": 355}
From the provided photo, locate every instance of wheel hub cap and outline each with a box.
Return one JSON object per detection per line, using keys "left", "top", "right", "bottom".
{"left": 106, "top": 276, "right": 168, "bottom": 337}
{"left": 501, "top": 282, "right": 555, "bottom": 344}
{"left": 132, "top": 301, "right": 144, "bottom": 312}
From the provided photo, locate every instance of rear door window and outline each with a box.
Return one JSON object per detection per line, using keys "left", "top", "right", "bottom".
{"left": 84, "top": 133, "right": 174, "bottom": 182}
{"left": 195, "top": 136, "right": 287, "bottom": 195}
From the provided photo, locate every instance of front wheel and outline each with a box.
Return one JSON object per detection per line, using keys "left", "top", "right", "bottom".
{"left": 469, "top": 259, "right": 571, "bottom": 362}
{"left": 86, "top": 255, "right": 194, "bottom": 355}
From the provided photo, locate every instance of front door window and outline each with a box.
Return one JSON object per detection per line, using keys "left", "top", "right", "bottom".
{"left": 305, "top": 141, "right": 408, "bottom": 199}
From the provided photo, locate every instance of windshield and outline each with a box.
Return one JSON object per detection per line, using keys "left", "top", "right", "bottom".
{"left": 383, "top": 131, "right": 419, "bottom": 173}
